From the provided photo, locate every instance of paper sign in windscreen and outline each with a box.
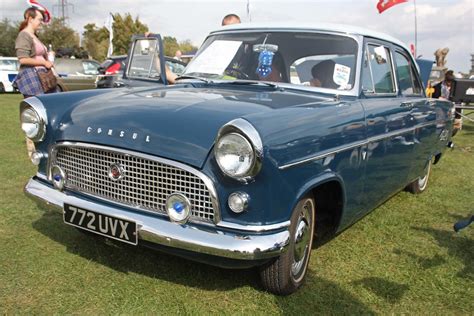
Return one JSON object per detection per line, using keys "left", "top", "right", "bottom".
{"left": 186, "top": 40, "right": 242, "bottom": 75}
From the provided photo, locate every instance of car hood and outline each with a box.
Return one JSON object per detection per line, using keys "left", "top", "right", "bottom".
{"left": 58, "top": 86, "right": 330, "bottom": 168}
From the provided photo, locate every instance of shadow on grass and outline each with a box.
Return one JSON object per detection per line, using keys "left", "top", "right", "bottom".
{"left": 32, "top": 210, "right": 374, "bottom": 312}
{"left": 393, "top": 249, "right": 446, "bottom": 269}
{"left": 32, "top": 210, "right": 261, "bottom": 292}
{"left": 273, "top": 272, "right": 374, "bottom": 314}
{"left": 460, "top": 122, "right": 474, "bottom": 134}
{"left": 352, "top": 277, "right": 409, "bottom": 304}
{"left": 412, "top": 226, "right": 474, "bottom": 279}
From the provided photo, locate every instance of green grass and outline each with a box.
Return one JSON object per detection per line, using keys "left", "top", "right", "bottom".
{"left": 0, "top": 93, "right": 472, "bottom": 314}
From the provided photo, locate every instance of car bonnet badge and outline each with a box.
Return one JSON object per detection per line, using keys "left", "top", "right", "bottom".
{"left": 108, "top": 163, "right": 125, "bottom": 181}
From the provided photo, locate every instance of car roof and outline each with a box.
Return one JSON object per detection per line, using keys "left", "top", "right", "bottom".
{"left": 212, "top": 22, "right": 409, "bottom": 52}
{"left": 55, "top": 58, "right": 99, "bottom": 64}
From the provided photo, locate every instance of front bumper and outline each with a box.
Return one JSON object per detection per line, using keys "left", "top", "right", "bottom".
{"left": 25, "top": 177, "right": 290, "bottom": 261}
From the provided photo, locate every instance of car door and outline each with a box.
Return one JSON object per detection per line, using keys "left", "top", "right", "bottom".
{"left": 359, "top": 41, "right": 415, "bottom": 210}
{"left": 393, "top": 49, "right": 435, "bottom": 183}
{"left": 123, "top": 34, "right": 168, "bottom": 85}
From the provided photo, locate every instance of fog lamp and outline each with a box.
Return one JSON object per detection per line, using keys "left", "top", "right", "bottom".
{"left": 166, "top": 193, "right": 191, "bottom": 224}
{"left": 51, "top": 165, "right": 66, "bottom": 191}
{"left": 30, "top": 151, "right": 45, "bottom": 166}
{"left": 228, "top": 192, "right": 250, "bottom": 213}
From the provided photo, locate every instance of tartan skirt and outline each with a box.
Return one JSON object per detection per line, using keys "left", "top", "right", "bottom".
{"left": 14, "top": 67, "right": 46, "bottom": 96}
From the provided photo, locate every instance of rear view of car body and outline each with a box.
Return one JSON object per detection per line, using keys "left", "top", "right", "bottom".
{"left": 0, "top": 57, "right": 19, "bottom": 92}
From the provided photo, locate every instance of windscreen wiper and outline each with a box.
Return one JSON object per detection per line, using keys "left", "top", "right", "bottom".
{"left": 175, "top": 75, "right": 212, "bottom": 84}
{"left": 224, "top": 80, "right": 280, "bottom": 89}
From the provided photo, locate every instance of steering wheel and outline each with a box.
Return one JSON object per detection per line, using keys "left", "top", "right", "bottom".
{"left": 224, "top": 67, "right": 250, "bottom": 80}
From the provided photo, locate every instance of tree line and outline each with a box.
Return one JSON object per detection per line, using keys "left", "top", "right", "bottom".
{"left": 0, "top": 13, "right": 197, "bottom": 62}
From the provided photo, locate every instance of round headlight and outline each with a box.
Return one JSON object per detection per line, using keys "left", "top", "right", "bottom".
{"left": 20, "top": 107, "right": 45, "bottom": 141}
{"left": 215, "top": 133, "right": 254, "bottom": 178}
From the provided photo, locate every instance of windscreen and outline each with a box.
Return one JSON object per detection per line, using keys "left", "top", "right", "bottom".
{"left": 184, "top": 31, "right": 358, "bottom": 91}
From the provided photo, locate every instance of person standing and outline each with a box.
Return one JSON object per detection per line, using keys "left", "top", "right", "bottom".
{"left": 221, "top": 14, "right": 241, "bottom": 26}
{"left": 432, "top": 70, "right": 454, "bottom": 99}
{"left": 432, "top": 69, "right": 463, "bottom": 134}
{"left": 174, "top": 50, "right": 183, "bottom": 61}
{"left": 14, "top": 5, "right": 56, "bottom": 98}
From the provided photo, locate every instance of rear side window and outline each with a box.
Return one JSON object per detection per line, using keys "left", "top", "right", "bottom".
{"left": 362, "top": 44, "right": 395, "bottom": 94}
{"left": 82, "top": 61, "right": 99, "bottom": 75}
{"left": 394, "top": 51, "right": 422, "bottom": 95}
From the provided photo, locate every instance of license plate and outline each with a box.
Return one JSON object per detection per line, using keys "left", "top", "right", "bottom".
{"left": 63, "top": 204, "right": 137, "bottom": 245}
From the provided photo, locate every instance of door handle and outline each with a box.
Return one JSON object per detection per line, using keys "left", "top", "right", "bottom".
{"left": 401, "top": 101, "right": 413, "bottom": 108}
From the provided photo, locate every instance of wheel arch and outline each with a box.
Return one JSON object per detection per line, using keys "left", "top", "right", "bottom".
{"left": 293, "top": 172, "right": 345, "bottom": 245}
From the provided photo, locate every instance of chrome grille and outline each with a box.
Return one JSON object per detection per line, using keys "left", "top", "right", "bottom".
{"left": 52, "top": 144, "right": 217, "bottom": 223}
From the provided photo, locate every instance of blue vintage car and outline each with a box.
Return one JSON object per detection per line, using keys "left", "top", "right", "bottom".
{"left": 21, "top": 23, "right": 454, "bottom": 295}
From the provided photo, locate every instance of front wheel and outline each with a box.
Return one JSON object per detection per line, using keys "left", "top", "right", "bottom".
{"left": 406, "top": 159, "right": 432, "bottom": 194}
{"left": 259, "top": 195, "right": 315, "bottom": 295}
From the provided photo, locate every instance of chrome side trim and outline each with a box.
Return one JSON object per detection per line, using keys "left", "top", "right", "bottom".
{"left": 25, "top": 178, "right": 289, "bottom": 260}
{"left": 217, "top": 220, "right": 291, "bottom": 232}
{"left": 279, "top": 120, "right": 440, "bottom": 170}
{"left": 49, "top": 142, "right": 221, "bottom": 224}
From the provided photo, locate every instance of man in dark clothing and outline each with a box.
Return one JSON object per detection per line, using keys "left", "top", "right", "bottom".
{"left": 432, "top": 70, "right": 454, "bottom": 99}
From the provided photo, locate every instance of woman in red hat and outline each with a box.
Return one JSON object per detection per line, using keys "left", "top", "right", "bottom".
{"left": 14, "top": 2, "right": 56, "bottom": 98}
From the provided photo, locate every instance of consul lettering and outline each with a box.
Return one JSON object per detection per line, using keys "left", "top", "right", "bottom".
{"left": 86, "top": 126, "right": 150, "bottom": 142}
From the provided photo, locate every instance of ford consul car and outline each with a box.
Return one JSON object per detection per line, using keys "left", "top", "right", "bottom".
{"left": 21, "top": 23, "right": 454, "bottom": 295}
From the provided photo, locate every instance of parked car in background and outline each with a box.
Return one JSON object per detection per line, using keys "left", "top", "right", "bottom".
{"left": 54, "top": 58, "right": 100, "bottom": 91}
{"left": 98, "top": 55, "right": 127, "bottom": 75}
{"left": 22, "top": 24, "right": 454, "bottom": 295}
{"left": 0, "top": 57, "right": 19, "bottom": 92}
{"left": 95, "top": 56, "right": 186, "bottom": 88}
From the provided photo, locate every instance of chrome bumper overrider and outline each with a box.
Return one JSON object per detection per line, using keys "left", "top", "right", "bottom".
{"left": 25, "top": 177, "right": 290, "bottom": 260}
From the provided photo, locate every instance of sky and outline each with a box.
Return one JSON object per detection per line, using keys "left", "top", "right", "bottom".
{"left": 2, "top": 0, "right": 473, "bottom": 73}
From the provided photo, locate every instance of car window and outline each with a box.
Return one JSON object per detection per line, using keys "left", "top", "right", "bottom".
{"left": 394, "top": 51, "right": 422, "bottom": 95}
{"left": 55, "top": 60, "right": 81, "bottom": 75}
{"left": 0, "top": 59, "right": 19, "bottom": 71}
{"left": 82, "top": 61, "right": 99, "bottom": 75}
{"left": 362, "top": 44, "right": 395, "bottom": 94}
{"left": 127, "top": 39, "right": 162, "bottom": 79}
{"left": 290, "top": 54, "right": 356, "bottom": 90}
{"left": 166, "top": 60, "right": 185, "bottom": 75}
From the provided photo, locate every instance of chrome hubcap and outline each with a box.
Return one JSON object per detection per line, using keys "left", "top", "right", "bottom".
{"left": 291, "top": 200, "right": 312, "bottom": 279}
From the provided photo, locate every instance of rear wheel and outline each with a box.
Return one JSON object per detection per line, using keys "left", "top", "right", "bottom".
{"left": 406, "top": 159, "right": 432, "bottom": 194}
{"left": 0, "top": 82, "right": 5, "bottom": 93}
{"left": 259, "top": 195, "right": 315, "bottom": 295}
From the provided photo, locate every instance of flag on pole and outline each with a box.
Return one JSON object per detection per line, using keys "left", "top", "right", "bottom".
{"left": 247, "top": 0, "right": 251, "bottom": 22}
{"left": 377, "top": 0, "right": 408, "bottom": 14}
{"left": 26, "top": 0, "right": 51, "bottom": 23}
{"left": 105, "top": 13, "right": 114, "bottom": 57}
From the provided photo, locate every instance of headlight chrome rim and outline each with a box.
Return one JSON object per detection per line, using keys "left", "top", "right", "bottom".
{"left": 20, "top": 99, "right": 47, "bottom": 142}
{"left": 214, "top": 119, "right": 263, "bottom": 182}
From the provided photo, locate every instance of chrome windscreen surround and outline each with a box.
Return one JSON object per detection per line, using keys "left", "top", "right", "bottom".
{"left": 48, "top": 142, "right": 220, "bottom": 224}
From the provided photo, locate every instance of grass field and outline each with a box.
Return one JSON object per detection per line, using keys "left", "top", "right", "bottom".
{"left": 0, "top": 93, "right": 472, "bottom": 314}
